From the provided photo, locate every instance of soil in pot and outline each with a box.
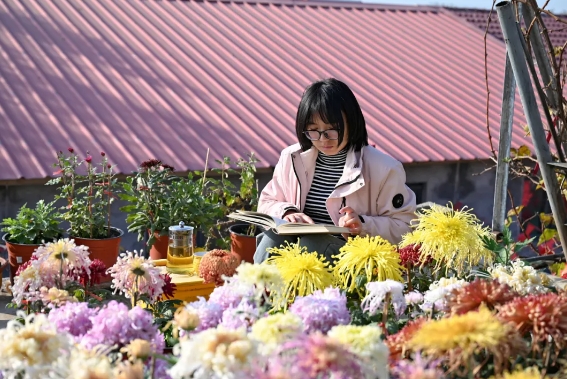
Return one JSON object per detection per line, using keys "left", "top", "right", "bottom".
{"left": 228, "top": 223, "right": 262, "bottom": 264}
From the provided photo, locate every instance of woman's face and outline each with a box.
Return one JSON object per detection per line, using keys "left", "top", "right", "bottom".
{"left": 305, "top": 113, "right": 349, "bottom": 156}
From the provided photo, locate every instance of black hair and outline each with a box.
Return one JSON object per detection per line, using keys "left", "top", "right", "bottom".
{"left": 295, "top": 78, "right": 368, "bottom": 152}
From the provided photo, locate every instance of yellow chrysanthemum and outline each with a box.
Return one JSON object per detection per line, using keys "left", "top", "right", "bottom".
{"left": 266, "top": 242, "right": 334, "bottom": 308}
{"left": 490, "top": 366, "right": 548, "bottom": 379}
{"left": 400, "top": 203, "right": 494, "bottom": 273}
{"left": 250, "top": 313, "right": 303, "bottom": 354}
{"left": 333, "top": 235, "right": 403, "bottom": 293}
{"left": 409, "top": 305, "right": 514, "bottom": 358}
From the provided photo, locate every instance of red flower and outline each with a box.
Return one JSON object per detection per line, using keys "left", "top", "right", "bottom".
{"left": 498, "top": 293, "right": 567, "bottom": 354}
{"left": 68, "top": 147, "right": 74, "bottom": 153}
{"left": 85, "top": 155, "right": 92, "bottom": 163}
{"left": 158, "top": 273, "right": 177, "bottom": 301}
{"left": 398, "top": 244, "right": 432, "bottom": 266}
{"left": 446, "top": 278, "right": 518, "bottom": 315}
{"left": 100, "top": 151, "right": 105, "bottom": 156}
{"left": 386, "top": 318, "right": 427, "bottom": 362}
{"left": 79, "top": 259, "right": 107, "bottom": 286}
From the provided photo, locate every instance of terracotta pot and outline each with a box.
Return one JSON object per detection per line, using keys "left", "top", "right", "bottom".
{"left": 228, "top": 224, "right": 262, "bottom": 264}
{"left": 72, "top": 227, "right": 123, "bottom": 282}
{"left": 2, "top": 234, "right": 41, "bottom": 285}
{"left": 149, "top": 231, "right": 169, "bottom": 260}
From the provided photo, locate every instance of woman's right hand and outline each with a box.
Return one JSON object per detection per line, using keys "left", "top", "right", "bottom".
{"left": 283, "top": 210, "right": 314, "bottom": 224}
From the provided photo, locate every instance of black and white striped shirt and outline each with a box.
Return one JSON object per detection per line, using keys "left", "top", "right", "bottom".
{"left": 303, "top": 149, "right": 347, "bottom": 225}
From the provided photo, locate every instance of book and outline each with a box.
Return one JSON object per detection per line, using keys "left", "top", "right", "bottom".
{"left": 227, "top": 210, "right": 350, "bottom": 235}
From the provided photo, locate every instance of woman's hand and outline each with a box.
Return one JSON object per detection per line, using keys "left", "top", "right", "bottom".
{"left": 283, "top": 210, "right": 314, "bottom": 224}
{"left": 339, "top": 206, "right": 363, "bottom": 237}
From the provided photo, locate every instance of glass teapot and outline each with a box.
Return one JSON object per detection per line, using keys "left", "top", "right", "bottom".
{"left": 166, "top": 221, "right": 194, "bottom": 274}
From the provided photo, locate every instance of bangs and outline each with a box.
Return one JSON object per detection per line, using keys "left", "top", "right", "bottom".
{"left": 304, "top": 92, "right": 345, "bottom": 130}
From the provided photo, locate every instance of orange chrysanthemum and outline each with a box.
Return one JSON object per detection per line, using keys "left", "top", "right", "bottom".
{"left": 446, "top": 278, "right": 518, "bottom": 315}
{"left": 385, "top": 318, "right": 427, "bottom": 362}
{"left": 497, "top": 293, "right": 567, "bottom": 356}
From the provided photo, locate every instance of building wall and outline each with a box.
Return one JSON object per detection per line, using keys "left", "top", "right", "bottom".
{"left": 0, "top": 160, "right": 523, "bottom": 257}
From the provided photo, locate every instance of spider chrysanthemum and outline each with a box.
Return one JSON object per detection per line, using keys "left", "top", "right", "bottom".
{"left": 266, "top": 242, "right": 335, "bottom": 309}
{"left": 409, "top": 305, "right": 527, "bottom": 374}
{"left": 332, "top": 235, "right": 403, "bottom": 293}
{"left": 400, "top": 203, "right": 494, "bottom": 274}
{"left": 446, "top": 278, "right": 518, "bottom": 315}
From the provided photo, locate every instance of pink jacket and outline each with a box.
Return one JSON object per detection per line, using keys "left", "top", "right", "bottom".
{"left": 258, "top": 144, "right": 417, "bottom": 244}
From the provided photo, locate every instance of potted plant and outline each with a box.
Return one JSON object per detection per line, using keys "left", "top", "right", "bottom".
{"left": 47, "top": 148, "right": 122, "bottom": 274}
{"left": 203, "top": 152, "right": 260, "bottom": 263}
{"left": 119, "top": 159, "right": 222, "bottom": 260}
{"left": 1, "top": 199, "right": 63, "bottom": 283}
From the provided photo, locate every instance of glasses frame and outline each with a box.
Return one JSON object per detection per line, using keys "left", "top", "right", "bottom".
{"left": 303, "top": 129, "right": 340, "bottom": 141}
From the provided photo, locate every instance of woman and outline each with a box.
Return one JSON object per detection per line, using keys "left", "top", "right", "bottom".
{"left": 254, "top": 78, "right": 417, "bottom": 264}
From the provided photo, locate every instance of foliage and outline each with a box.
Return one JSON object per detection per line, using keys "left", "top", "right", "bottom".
{"left": 482, "top": 224, "right": 535, "bottom": 266}
{"left": 119, "top": 159, "right": 222, "bottom": 248}
{"left": 46, "top": 148, "right": 118, "bottom": 239}
{"left": 1, "top": 200, "right": 63, "bottom": 244}
{"left": 201, "top": 152, "right": 260, "bottom": 249}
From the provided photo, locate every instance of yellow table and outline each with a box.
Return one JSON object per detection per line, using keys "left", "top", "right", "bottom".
{"left": 153, "top": 259, "right": 216, "bottom": 304}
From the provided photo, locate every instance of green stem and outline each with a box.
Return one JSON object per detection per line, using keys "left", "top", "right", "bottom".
{"left": 132, "top": 275, "right": 140, "bottom": 309}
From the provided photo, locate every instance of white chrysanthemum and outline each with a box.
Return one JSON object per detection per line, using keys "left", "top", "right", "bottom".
{"left": 64, "top": 346, "right": 114, "bottom": 379}
{"left": 0, "top": 311, "right": 72, "bottom": 379}
{"left": 230, "top": 262, "right": 284, "bottom": 300}
{"left": 328, "top": 324, "right": 390, "bottom": 379}
{"left": 421, "top": 277, "right": 467, "bottom": 313}
{"left": 34, "top": 238, "right": 92, "bottom": 279}
{"left": 489, "top": 260, "right": 550, "bottom": 295}
{"left": 107, "top": 250, "right": 165, "bottom": 303}
{"left": 361, "top": 280, "right": 406, "bottom": 317}
{"left": 169, "top": 326, "right": 257, "bottom": 379}
{"left": 11, "top": 264, "right": 44, "bottom": 306}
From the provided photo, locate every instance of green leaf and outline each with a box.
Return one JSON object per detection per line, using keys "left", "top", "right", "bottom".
{"left": 538, "top": 228, "right": 558, "bottom": 245}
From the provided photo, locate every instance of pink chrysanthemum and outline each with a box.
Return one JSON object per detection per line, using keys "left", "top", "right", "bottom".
{"left": 107, "top": 250, "right": 165, "bottom": 303}
{"left": 267, "top": 332, "right": 366, "bottom": 378}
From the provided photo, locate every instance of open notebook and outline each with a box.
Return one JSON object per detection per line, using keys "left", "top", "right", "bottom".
{"left": 228, "top": 210, "right": 350, "bottom": 235}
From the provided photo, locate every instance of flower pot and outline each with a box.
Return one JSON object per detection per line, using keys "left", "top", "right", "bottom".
{"left": 228, "top": 223, "right": 262, "bottom": 264}
{"left": 1, "top": 233, "right": 41, "bottom": 285}
{"left": 149, "top": 231, "right": 169, "bottom": 261}
{"left": 71, "top": 227, "right": 123, "bottom": 282}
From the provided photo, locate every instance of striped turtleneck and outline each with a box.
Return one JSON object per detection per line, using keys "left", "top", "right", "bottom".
{"left": 303, "top": 149, "right": 347, "bottom": 225}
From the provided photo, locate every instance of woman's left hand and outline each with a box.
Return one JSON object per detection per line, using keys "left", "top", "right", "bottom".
{"left": 338, "top": 206, "right": 363, "bottom": 237}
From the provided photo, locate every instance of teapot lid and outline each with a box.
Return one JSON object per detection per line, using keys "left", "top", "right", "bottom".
{"left": 169, "top": 221, "right": 194, "bottom": 232}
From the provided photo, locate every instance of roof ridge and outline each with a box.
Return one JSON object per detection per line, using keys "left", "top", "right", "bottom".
{"left": 158, "top": 0, "right": 441, "bottom": 11}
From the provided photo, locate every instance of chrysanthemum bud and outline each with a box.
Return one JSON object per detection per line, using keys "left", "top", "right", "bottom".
{"left": 174, "top": 306, "right": 200, "bottom": 331}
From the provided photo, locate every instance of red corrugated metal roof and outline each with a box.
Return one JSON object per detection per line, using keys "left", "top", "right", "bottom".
{"left": 446, "top": 7, "right": 567, "bottom": 49}
{"left": 0, "top": 0, "right": 530, "bottom": 180}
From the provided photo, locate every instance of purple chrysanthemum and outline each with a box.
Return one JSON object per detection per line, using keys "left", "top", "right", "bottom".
{"left": 390, "top": 353, "right": 445, "bottom": 379}
{"left": 185, "top": 297, "right": 223, "bottom": 332}
{"left": 289, "top": 287, "right": 350, "bottom": 334}
{"left": 208, "top": 278, "right": 254, "bottom": 311}
{"left": 79, "top": 301, "right": 163, "bottom": 352}
{"left": 47, "top": 301, "right": 97, "bottom": 338}
{"left": 219, "top": 300, "right": 264, "bottom": 331}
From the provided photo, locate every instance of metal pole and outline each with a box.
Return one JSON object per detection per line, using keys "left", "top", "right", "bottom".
{"left": 492, "top": 54, "right": 515, "bottom": 233}
{"left": 521, "top": 3, "right": 559, "bottom": 109}
{"left": 496, "top": 1, "right": 567, "bottom": 259}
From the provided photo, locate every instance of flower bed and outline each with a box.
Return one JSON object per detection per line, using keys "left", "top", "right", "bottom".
{"left": 1, "top": 203, "right": 567, "bottom": 379}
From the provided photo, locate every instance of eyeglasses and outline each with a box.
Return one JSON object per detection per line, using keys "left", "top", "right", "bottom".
{"left": 303, "top": 129, "right": 339, "bottom": 141}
